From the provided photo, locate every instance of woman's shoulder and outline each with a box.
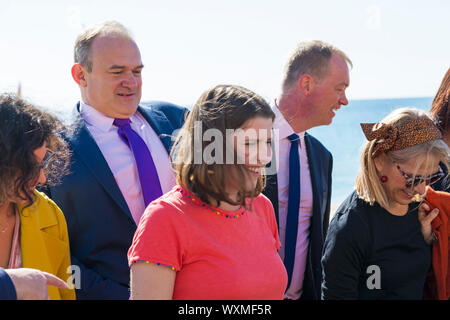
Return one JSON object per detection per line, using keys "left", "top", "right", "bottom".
{"left": 140, "top": 186, "right": 198, "bottom": 224}
{"left": 247, "top": 194, "right": 278, "bottom": 227}
{"left": 249, "top": 193, "right": 275, "bottom": 214}
{"left": 22, "top": 190, "right": 69, "bottom": 240}
{"left": 335, "top": 190, "right": 373, "bottom": 216}
{"left": 252, "top": 193, "right": 273, "bottom": 206}
{"left": 33, "top": 190, "right": 65, "bottom": 221}
{"left": 330, "top": 191, "right": 373, "bottom": 238}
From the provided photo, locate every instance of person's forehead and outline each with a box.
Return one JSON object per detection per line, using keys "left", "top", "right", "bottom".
{"left": 400, "top": 154, "right": 440, "bottom": 174}
{"left": 90, "top": 35, "right": 141, "bottom": 65}
{"left": 240, "top": 116, "right": 273, "bottom": 130}
{"left": 323, "top": 54, "right": 350, "bottom": 83}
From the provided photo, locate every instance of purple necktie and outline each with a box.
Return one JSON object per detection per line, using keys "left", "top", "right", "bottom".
{"left": 113, "top": 118, "right": 163, "bottom": 207}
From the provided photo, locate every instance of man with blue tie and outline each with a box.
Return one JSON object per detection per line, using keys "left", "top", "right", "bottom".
{"left": 263, "top": 40, "right": 352, "bottom": 300}
{"left": 46, "top": 21, "right": 188, "bottom": 299}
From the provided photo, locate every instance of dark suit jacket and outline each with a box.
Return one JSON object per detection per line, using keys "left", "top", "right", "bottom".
{"left": 0, "top": 268, "right": 16, "bottom": 300}
{"left": 47, "top": 101, "right": 188, "bottom": 299}
{"left": 263, "top": 132, "right": 333, "bottom": 300}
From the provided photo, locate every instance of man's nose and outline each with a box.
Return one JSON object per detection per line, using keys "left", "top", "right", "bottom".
{"left": 122, "top": 73, "right": 138, "bottom": 89}
{"left": 339, "top": 92, "right": 348, "bottom": 106}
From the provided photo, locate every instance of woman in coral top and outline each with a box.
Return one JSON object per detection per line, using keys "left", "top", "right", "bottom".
{"left": 128, "top": 85, "right": 287, "bottom": 299}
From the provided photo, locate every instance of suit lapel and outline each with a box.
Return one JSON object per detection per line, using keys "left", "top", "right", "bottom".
{"left": 69, "top": 105, "right": 133, "bottom": 221}
{"left": 304, "top": 132, "right": 324, "bottom": 238}
{"left": 265, "top": 172, "right": 280, "bottom": 227}
{"left": 264, "top": 137, "right": 280, "bottom": 227}
{"left": 19, "top": 193, "right": 65, "bottom": 274}
{"left": 138, "top": 106, "right": 173, "bottom": 153}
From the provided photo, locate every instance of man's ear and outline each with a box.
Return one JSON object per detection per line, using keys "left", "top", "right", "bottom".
{"left": 297, "top": 74, "right": 315, "bottom": 96}
{"left": 71, "top": 64, "right": 87, "bottom": 87}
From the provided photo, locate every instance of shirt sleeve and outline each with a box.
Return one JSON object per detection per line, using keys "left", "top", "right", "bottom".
{"left": 321, "top": 206, "right": 371, "bottom": 300}
{"left": 0, "top": 268, "right": 17, "bottom": 300}
{"left": 128, "top": 201, "right": 185, "bottom": 272}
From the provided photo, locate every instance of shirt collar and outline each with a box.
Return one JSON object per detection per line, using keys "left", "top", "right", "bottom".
{"left": 79, "top": 102, "right": 140, "bottom": 133}
{"left": 79, "top": 102, "right": 115, "bottom": 133}
{"left": 272, "top": 102, "right": 305, "bottom": 141}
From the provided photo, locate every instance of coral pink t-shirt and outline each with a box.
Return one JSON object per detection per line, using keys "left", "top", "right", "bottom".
{"left": 128, "top": 186, "right": 287, "bottom": 300}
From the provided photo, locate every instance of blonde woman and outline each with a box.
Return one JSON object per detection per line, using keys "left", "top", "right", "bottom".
{"left": 321, "top": 108, "right": 450, "bottom": 300}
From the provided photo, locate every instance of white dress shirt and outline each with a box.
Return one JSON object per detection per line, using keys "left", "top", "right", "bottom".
{"left": 79, "top": 102, "right": 176, "bottom": 225}
{"left": 272, "top": 104, "right": 313, "bottom": 300}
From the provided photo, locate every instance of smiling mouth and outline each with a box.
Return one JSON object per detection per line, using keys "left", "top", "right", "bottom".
{"left": 117, "top": 93, "right": 134, "bottom": 97}
{"left": 402, "top": 190, "right": 416, "bottom": 198}
{"left": 331, "top": 105, "right": 341, "bottom": 111}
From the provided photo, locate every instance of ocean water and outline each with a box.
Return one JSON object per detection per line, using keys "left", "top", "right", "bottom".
{"left": 308, "top": 96, "right": 433, "bottom": 209}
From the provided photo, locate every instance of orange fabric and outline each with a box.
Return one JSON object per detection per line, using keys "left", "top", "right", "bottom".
{"left": 423, "top": 187, "right": 450, "bottom": 300}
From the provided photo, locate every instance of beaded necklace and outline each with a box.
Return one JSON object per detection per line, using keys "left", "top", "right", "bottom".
{"left": 177, "top": 187, "right": 247, "bottom": 219}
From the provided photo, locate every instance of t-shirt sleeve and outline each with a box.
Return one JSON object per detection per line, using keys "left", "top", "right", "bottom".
{"left": 259, "top": 195, "right": 282, "bottom": 251}
{"left": 128, "top": 201, "right": 185, "bottom": 272}
{"left": 321, "top": 205, "right": 371, "bottom": 300}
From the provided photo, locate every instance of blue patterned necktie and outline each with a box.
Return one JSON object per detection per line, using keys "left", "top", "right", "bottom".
{"left": 284, "top": 133, "right": 300, "bottom": 289}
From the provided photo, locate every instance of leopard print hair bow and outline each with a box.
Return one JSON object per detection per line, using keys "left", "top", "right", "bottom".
{"left": 361, "top": 118, "right": 442, "bottom": 158}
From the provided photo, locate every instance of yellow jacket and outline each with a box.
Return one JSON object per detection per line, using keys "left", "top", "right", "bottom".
{"left": 17, "top": 190, "right": 76, "bottom": 300}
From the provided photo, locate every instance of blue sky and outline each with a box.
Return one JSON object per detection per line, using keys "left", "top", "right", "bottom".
{"left": 1, "top": 0, "right": 449, "bottom": 113}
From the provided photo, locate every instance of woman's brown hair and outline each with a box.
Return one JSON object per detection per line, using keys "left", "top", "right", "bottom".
{"left": 0, "top": 94, "right": 71, "bottom": 206}
{"left": 171, "top": 84, "right": 275, "bottom": 208}
{"left": 430, "top": 68, "right": 450, "bottom": 137}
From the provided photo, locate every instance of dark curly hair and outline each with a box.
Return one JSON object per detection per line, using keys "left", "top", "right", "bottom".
{"left": 0, "top": 93, "right": 71, "bottom": 206}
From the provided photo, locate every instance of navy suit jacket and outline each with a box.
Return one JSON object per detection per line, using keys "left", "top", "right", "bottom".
{"left": 47, "top": 101, "right": 188, "bottom": 299}
{"left": 263, "top": 132, "right": 333, "bottom": 300}
{"left": 0, "top": 268, "right": 16, "bottom": 300}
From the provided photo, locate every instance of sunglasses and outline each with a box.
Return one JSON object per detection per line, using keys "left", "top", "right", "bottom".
{"left": 39, "top": 150, "right": 55, "bottom": 170}
{"left": 394, "top": 161, "right": 445, "bottom": 189}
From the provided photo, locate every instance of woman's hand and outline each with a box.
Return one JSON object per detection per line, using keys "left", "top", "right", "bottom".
{"left": 6, "top": 268, "right": 68, "bottom": 300}
{"left": 418, "top": 203, "right": 439, "bottom": 245}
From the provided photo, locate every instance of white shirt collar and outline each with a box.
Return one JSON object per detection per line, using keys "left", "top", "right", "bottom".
{"left": 79, "top": 102, "right": 115, "bottom": 133}
{"left": 79, "top": 102, "right": 141, "bottom": 133}
{"left": 272, "top": 102, "right": 305, "bottom": 141}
